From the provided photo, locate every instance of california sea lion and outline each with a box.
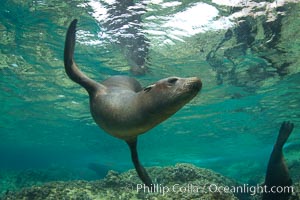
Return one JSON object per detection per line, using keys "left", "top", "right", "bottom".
{"left": 64, "top": 19, "right": 202, "bottom": 187}
{"left": 263, "top": 121, "right": 294, "bottom": 200}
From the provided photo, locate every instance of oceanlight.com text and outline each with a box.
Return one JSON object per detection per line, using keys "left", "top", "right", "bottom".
{"left": 135, "top": 183, "right": 294, "bottom": 196}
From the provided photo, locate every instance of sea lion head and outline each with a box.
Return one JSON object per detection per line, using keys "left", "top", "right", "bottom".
{"left": 140, "top": 76, "right": 202, "bottom": 118}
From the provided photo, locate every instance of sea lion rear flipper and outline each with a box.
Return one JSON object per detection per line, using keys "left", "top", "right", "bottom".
{"left": 126, "top": 139, "right": 153, "bottom": 188}
{"left": 64, "top": 19, "right": 104, "bottom": 95}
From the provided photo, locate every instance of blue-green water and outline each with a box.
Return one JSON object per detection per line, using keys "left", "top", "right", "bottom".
{"left": 1, "top": 0, "right": 300, "bottom": 194}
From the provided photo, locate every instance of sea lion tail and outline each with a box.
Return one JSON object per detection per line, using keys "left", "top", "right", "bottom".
{"left": 64, "top": 19, "right": 104, "bottom": 95}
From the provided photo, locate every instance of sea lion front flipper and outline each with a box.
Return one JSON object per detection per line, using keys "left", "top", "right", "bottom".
{"left": 126, "top": 139, "right": 153, "bottom": 188}
{"left": 263, "top": 121, "right": 294, "bottom": 200}
{"left": 64, "top": 19, "right": 104, "bottom": 95}
{"left": 276, "top": 121, "right": 294, "bottom": 149}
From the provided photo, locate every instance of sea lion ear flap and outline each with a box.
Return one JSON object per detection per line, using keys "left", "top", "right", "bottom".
{"left": 143, "top": 84, "right": 155, "bottom": 92}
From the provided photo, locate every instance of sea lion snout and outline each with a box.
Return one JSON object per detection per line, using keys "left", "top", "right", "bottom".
{"left": 164, "top": 76, "right": 202, "bottom": 92}
{"left": 184, "top": 77, "right": 202, "bottom": 91}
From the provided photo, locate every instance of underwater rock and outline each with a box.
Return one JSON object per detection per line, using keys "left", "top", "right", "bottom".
{"left": 0, "top": 167, "right": 81, "bottom": 197}
{"left": 87, "top": 163, "right": 111, "bottom": 179}
{"left": 3, "top": 163, "right": 299, "bottom": 200}
{"left": 2, "top": 163, "right": 241, "bottom": 200}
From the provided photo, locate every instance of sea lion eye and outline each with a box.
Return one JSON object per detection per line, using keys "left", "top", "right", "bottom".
{"left": 168, "top": 78, "right": 178, "bottom": 84}
{"left": 143, "top": 86, "right": 152, "bottom": 92}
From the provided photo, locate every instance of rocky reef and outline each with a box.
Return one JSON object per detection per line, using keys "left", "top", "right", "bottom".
{"left": 2, "top": 164, "right": 240, "bottom": 200}
{"left": 2, "top": 163, "right": 299, "bottom": 200}
{"left": 0, "top": 166, "right": 81, "bottom": 198}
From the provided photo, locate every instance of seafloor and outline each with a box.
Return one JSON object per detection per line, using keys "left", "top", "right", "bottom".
{"left": 1, "top": 163, "right": 299, "bottom": 200}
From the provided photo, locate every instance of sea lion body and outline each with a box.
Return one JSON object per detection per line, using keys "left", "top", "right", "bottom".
{"left": 90, "top": 76, "right": 201, "bottom": 141}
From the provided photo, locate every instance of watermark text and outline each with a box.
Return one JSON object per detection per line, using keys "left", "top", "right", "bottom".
{"left": 134, "top": 183, "right": 294, "bottom": 196}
